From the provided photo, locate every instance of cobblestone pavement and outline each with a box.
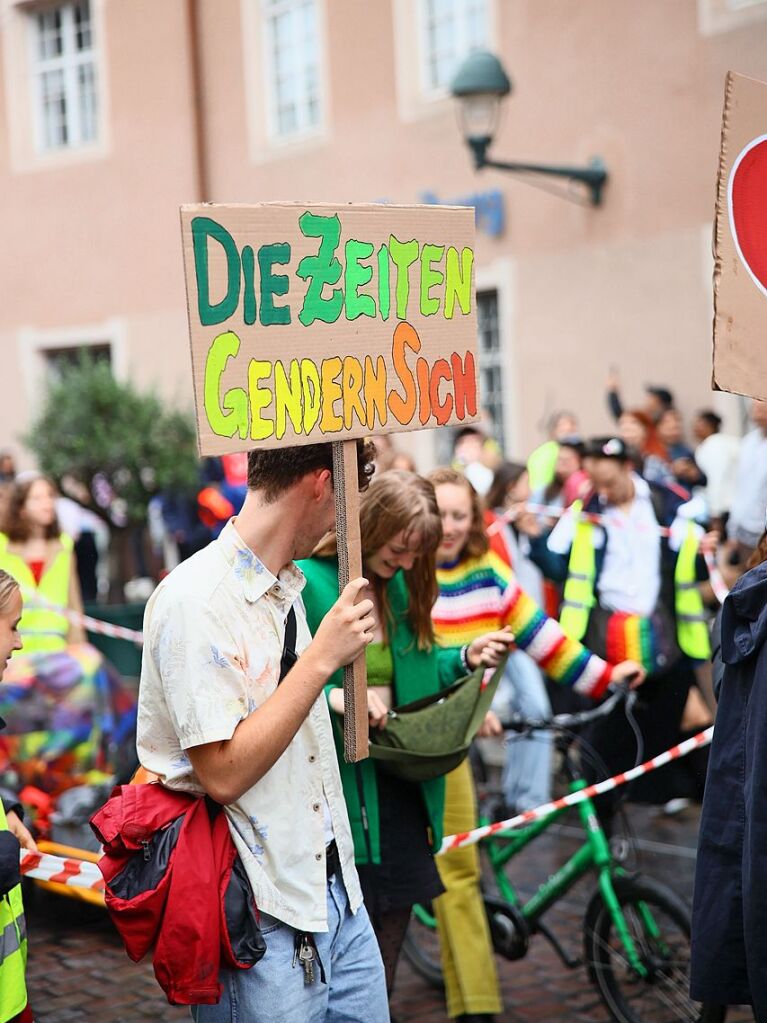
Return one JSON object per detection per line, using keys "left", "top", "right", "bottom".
{"left": 24, "top": 804, "right": 754, "bottom": 1022}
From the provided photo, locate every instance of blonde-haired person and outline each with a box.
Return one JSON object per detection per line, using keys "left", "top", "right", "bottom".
{"left": 428, "top": 468, "right": 643, "bottom": 1022}
{"left": 0, "top": 475, "right": 85, "bottom": 653}
{"left": 0, "top": 570, "right": 38, "bottom": 1023}
{"left": 299, "top": 470, "right": 512, "bottom": 999}
{"left": 0, "top": 477, "right": 135, "bottom": 797}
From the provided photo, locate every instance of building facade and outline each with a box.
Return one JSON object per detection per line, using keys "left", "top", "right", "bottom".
{"left": 2, "top": 0, "right": 766, "bottom": 469}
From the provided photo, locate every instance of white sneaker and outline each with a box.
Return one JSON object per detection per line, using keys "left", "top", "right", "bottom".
{"left": 661, "top": 797, "right": 691, "bottom": 817}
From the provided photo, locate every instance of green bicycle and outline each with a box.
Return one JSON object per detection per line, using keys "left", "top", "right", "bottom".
{"left": 403, "top": 688, "right": 720, "bottom": 1023}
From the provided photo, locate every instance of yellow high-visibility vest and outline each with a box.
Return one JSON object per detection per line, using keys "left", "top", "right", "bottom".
{"left": 0, "top": 533, "right": 74, "bottom": 654}
{"left": 674, "top": 521, "right": 713, "bottom": 660}
{"left": 559, "top": 501, "right": 596, "bottom": 641}
{"left": 559, "top": 503, "right": 711, "bottom": 660}
{"left": 0, "top": 800, "right": 27, "bottom": 1023}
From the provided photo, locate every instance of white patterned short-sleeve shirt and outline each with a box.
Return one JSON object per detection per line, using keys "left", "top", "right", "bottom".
{"left": 136, "top": 520, "right": 362, "bottom": 931}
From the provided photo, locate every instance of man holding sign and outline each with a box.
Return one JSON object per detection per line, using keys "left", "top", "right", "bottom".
{"left": 136, "top": 201, "right": 481, "bottom": 1019}
{"left": 136, "top": 440, "right": 391, "bottom": 1021}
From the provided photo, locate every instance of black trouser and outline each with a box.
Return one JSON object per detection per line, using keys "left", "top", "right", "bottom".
{"left": 582, "top": 661, "right": 709, "bottom": 829}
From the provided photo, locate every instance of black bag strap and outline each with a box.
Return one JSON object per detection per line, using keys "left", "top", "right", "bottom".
{"left": 279, "top": 605, "right": 298, "bottom": 683}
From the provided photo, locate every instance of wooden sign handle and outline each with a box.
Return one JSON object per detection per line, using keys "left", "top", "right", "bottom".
{"left": 332, "top": 440, "right": 369, "bottom": 763}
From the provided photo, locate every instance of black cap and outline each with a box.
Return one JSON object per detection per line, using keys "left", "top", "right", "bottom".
{"left": 584, "top": 436, "right": 631, "bottom": 462}
{"left": 645, "top": 385, "right": 674, "bottom": 409}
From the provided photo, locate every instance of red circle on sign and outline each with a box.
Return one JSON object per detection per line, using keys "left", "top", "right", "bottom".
{"left": 729, "top": 135, "right": 767, "bottom": 298}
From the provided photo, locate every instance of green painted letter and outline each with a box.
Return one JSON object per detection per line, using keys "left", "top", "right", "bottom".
{"left": 242, "top": 246, "right": 257, "bottom": 325}
{"left": 191, "top": 217, "right": 241, "bottom": 326}
{"left": 344, "top": 240, "right": 376, "bottom": 320}
{"left": 377, "top": 244, "right": 390, "bottom": 320}
{"left": 420, "top": 243, "right": 444, "bottom": 316}
{"left": 258, "top": 242, "right": 292, "bottom": 326}
{"left": 296, "top": 212, "right": 343, "bottom": 325}
{"left": 389, "top": 235, "right": 419, "bottom": 320}
{"left": 445, "top": 246, "right": 474, "bottom": 318}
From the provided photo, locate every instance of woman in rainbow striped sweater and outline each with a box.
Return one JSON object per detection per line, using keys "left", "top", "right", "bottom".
{"left": 427, "top": 468, "right": 643, "bottom": 1023}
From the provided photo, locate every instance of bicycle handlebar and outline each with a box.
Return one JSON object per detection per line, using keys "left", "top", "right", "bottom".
{"left": 500, "top": 683, "right": 637, "bottom": 735}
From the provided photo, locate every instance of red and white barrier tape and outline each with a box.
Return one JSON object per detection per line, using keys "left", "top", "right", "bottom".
{"left": 13, "top": 728, "right": 714, "bottom": 876}
{"left": 22, "top": 589, "right": 144, "bottom": 645}
{"left": 437, "top": 725, "right": 713, "bottom": 855}
{"left": 704, "top": 551, "right": 730, "bottom": 605}
{"left": 19, "top": 849, "right": 105, "bottom": 892}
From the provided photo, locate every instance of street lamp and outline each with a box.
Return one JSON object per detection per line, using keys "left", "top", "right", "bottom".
{"left": 450, "top": 51, "right": 608, "bottom": 207}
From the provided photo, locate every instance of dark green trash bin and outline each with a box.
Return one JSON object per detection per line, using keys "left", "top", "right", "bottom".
{"left": 84, "top": 601, "right": 146, "bottom": 679}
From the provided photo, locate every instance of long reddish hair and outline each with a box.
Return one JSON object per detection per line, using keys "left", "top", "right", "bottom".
{"left": 313, "top": 470, "right": 442, "bottom": 649}
{"left": 623, "top": 409, "right": 668, "bottom": 461}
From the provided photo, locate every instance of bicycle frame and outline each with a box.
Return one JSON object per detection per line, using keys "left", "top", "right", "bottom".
{"left": 481, "top": 776, "right": 650, "bottom": 978}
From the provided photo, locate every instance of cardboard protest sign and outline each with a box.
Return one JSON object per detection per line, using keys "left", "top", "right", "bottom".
{"left": 713, "top": 71, "right": 767, "bottom": 399}
{"left": 180, "top": 202, "right": 479, "bottom": 761}
{"left": 180, "top": 202, "right": 479, "bottom": 454}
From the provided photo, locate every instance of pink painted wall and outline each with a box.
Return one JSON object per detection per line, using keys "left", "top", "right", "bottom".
{"left": 1, "top": 0, "right": 765, "bottom": 465}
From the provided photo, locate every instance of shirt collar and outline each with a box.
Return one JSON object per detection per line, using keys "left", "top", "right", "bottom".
{"left": 218, "top": 519, "right": 306, "bottom": 610}
{"left": 629, "top": 472, "right": 652, "bottom": 502}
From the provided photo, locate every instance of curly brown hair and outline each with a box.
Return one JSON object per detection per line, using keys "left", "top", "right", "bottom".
{"left": 2, "top": 476, "right": 60, "bottom": 543}
{"left": 247, "top": 440, "right": 375, "bottom": 503}
{"left": 426, "top": 467, "right": 489, "bottom": 560}
{"left": 314, "top": 470, "right": 442, "bottom": 649}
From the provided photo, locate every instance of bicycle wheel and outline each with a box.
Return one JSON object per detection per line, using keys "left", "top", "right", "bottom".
{"left": 401, "top": 904, "right": 444, "bottom": 990}
{"left": 583, "top": 875, "right": 709, "bottom": 1023}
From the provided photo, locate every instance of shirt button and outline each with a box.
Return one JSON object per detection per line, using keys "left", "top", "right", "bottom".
{"left": 315, "top": 852, "right": 322, "bottom": 861}
{"left": 313, "top": 802, "right": 321, "bottom": 812}
{"left": 308, "top": 755, "right": 316, "bottom": 763}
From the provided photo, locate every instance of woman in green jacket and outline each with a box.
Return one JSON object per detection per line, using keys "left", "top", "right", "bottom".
{"left": 300, "top": 470, "right": 511, "bottom": 997}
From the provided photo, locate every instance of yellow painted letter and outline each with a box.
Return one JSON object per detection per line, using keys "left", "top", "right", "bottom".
{"left": 248, "top": 359, "right": 275, "bottom": 440}
{"left": 274, "top": 359, "right": 303, "bottom": 439}
{"left": 320, "top": 356, "right": 343, "bottom": 433}
{"left": 445, "top": 246, "right": 474, "bottom": 318}
{"left": 204, "top": 331, "right": 249, "bottom": 440}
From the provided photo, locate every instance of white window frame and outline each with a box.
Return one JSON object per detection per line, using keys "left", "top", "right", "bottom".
{"left": 476, "top": 288, "right": 505, "bottom": 448}
{"left": 18, "top": 320, "right": 127, "bottom": 415}
{"left": 417, "top": 0, "right": 490, "bottom": 99}
{"left": 2, "top": 0, "right": 109, "bottom": 172}
{"left": 392, "top": 0, "right": 496, "bottom": 122}
{"left": 476, "top": 259, "right": 516, "bottom": 456}
{"left": 29, "top": 0, "right": 100, "bottom": 153}
{"left": 698, "top": 0, "right": 767, "bottom": 33}
{"left": 260, "top": 0, "right": 325, "bottom": 144}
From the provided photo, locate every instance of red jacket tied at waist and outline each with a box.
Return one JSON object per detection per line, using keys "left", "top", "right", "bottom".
{"left": 91, "top": 783, "right": 264, "bottom": 1006}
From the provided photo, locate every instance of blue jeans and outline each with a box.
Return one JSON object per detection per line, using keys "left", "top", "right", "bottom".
{"left": 497, "top": 650, "right": 553, "bottom": 811}
{"left": 191, "top": 871, "right": 389, "bottom": 1023}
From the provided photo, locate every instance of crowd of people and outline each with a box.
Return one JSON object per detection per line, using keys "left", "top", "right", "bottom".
{"left": 0, "top": 376, "right": 763, "bottom": 1023}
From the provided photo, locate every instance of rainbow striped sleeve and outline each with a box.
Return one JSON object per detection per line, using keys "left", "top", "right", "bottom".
{"left": 500, "top": 578, "right": 612, "bottom": 698}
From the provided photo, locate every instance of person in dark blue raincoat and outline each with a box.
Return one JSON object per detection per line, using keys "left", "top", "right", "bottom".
{"left": 691, "top": 558, "right": 767, "bottom": 1015}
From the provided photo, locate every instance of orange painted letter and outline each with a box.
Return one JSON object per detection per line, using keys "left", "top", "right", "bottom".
{"left": 429, "top": 359, "right": 454, "bottom": 426}
{"left": 451, "top": 350, "right": 478, "bottom": 420}
{"left": 388, "top": 322, "right": 421, "bottom": 425}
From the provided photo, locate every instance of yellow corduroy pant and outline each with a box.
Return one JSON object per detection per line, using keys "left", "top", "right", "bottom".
{"left": 434, "top": 758, "right": 503, "bottom": 1018}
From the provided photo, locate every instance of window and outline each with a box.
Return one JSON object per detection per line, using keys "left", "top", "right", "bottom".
{"left": 477, "top": 290, "right": 504, "bottom": 444}
{"left": 31, "top": 0, "right": 99, "bottom": 151}
{"left": 262, "top": 0, "right": 322, "bottom": 140}
{"left": 420, "top": 0, "right": 489, "bottom": 94}
{"left": 43, "top": 342, "right": 111, "bottom": 382}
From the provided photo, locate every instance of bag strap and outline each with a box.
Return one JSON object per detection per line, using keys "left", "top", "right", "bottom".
{"left": 206, "top": 605, "right": 298, "bottom": 818}
{"left": 279, "top": 605, "right": 298, "bottom": 683}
